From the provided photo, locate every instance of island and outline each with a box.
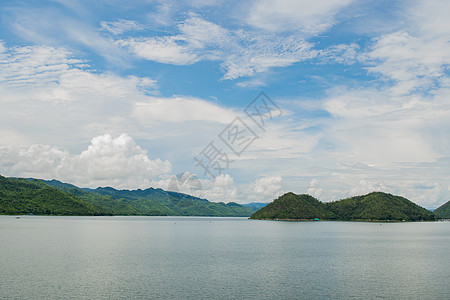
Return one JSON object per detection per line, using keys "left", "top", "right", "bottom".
{"left": 250, "top": 192, "right": 436, "bottom": 221}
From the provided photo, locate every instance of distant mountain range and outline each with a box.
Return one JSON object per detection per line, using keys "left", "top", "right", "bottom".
{"left": 241, "top": 202, "right": 269, "bottom": 210}
{"left": 0, "top": 175, "right": 256, "bottom": 217}
{"left": 250, "top": 192, "right": 437, "bottom": 221}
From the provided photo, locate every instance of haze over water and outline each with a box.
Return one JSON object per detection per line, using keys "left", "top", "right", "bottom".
{"left": 1, "top": 216, "right": 449, "bottom": 299}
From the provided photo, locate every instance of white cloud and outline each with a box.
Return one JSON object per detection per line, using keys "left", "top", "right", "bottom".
{"left": 9, "top": 7, "right": 128, "bottom": 67}
{"left": 0, "top": 45, "right": 82, "bottom": 89}
{"left": 201, "top": 173, "right": 238, "bottom": 203}
{"left": 307, "top": 179, "right": 323, "bottom": 199}
{"left": 146, "top": 2, "right": 175, "bottom": 27}
{"left": 220, "top": 35, "right": 315, "bottom": 80}
{"left": 117, "top": 36, "right": 201, "bottom": 65}
{"left": 359, "top": 1, "right": 450, "bottom": 96}
{"left": 236, "top": 80, "right": 266, "bottom": 88}
{"left": 323, "top": 87, "right": 442, "bottom": 164}
{"left": 318, "top": 43, "right": 359, "bottom": 64}
{"left": 407, "top": 0, "right": 450, "bottom": 37}
{"left": 0, "top": 43, "right": 254, "bottom": 188}
{"left": 363, "top": 30, "right": 450, "bottom": 95}
{"left": 0, "top": 44, "right": 158, "bottom": 147}
{"left": 133, "top": 96, "right": 237, "bottom": 124}
{"left": 178, "top": 13, "right": 232, "bottom": 49}
{"left": 240, "top": 175, "right": 283, "bottom": 203}
{"left": 194, "top": 174, "right": 283, "bottom": 204}
{"left": 0, "top": 40, "right": 6, "bottom": 53}
{"left": 100, "top": 19, "right": 144, "bottom": 35}
{"left": 0, "top": 134, "right": 171, "bottom": 189}
{"left": 117, "top": 14, "right": 315, "bottom": 79}
{"left": 246, "top": 0, "right": 355, "bottom": 34}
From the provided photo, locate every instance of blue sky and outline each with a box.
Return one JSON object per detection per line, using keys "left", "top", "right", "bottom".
{"left": 1, "top": 0, "right": 449, "bottom": 208}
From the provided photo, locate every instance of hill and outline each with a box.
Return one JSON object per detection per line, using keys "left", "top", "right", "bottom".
{"left": 434, "top": 200, "right": 450, "bottom": 219}
{"left": 325, "top": 192, "right": 435, "bottom": 221}
{"left": 0, "top": 176, "right": 103, "bottom": 215}
{"left": 250, "top": 192, "right": 435, "bottom": 221}
{"left": 249, "top": 193, "right": 336, "bottom": 220}
{"left": 42, "top": 180, "right": 140, "bottom": 215}
{"left": 44, "top": 179, "right": 255, "bottom": 217}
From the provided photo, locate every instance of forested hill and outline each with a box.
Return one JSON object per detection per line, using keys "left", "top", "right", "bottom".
{"left": 0, "top": 176, "right": 103, "bottom": 215}
{"left": 434, "top": 200, "right": 450, "bottom": 219}
{"left": 249, "top": 193, "right": 336, "bottom": 220}
{"left": 250, "top": 192, "right": 436, "bottom": 221}
{"left": 325, "top": 192, "right": 435, "bottom": 221}
{"left": 0, "top": 175, "right": 255, "bottom": 216}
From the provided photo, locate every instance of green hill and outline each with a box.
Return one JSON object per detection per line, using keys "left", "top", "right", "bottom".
{"left": 41, "top": 180, "right": 141, "bottom": 215}
{"left": 250, "top": 191, "right": 435, "bottom": 221}
{"left": 249, "top": 193, "right": 336, "bottom": 220}
{"left": 434, "top": 200, "right": 450, "bottom": 218}
{"left": 325, "top": 192, "right": 435, "bottom": 221}
{"left": 0, "top": 176, "right": 103, "bottom": 215}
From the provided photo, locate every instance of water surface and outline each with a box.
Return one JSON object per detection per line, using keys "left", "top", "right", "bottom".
{"left": 1, "top": 216, "right": 449, "bottom": 299}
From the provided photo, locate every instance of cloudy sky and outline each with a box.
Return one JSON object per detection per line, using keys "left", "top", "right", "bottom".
{"left": 1, "top": 0, "right": 449, "bottom": 208}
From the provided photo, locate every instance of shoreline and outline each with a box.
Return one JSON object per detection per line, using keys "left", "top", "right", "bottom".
{"left": 249, "top": 218, "right": 441, "bottom": 222}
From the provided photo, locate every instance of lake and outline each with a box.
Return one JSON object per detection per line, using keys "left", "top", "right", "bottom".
{"left": 1, "top": 216, "right": 449, "bottom": 299}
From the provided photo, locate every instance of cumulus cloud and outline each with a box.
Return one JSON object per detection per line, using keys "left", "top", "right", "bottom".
{"left": 201, "top": 173, "right": 238, "bottom": 203}
{"left": 0, "top": 134, "right": 171, "bottom": 189}
{"left": 307, "top": 179, "right": 324, "bottom": 199}
{"left": 164, "top": 173, "right": 284, "bottom": 204}
{"left": 240, "top": 175, "right": 283, "bottom": 203}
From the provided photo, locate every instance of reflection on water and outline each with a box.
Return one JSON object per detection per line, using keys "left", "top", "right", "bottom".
{"left": 1, "top": 216, "right": 449, "bottom": 299}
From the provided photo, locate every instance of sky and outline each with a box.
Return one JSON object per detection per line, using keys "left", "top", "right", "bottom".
{"left": 0, "top": 0, "right": 449, "bottom": 208}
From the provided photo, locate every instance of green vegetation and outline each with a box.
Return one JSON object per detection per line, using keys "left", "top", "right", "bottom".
{"left": 325, "top": 192, "right": 435, "bottom": 221}
{"left": 249, "top": 193, "right": 336, "bottom": 220}
{"left": 434, "top": 200, "right": 450, "bottom": 219}
{"left": 42, "top": 180, "right": 141, "bottom": 215}
{"left": 0, "top": 176, "right": 103, "bottom": 215}
{"left": 250, "top": 191, "right": 436, "bottom": 221}
{"left": 0, "top": 175, "right": 255, "bottom": 216}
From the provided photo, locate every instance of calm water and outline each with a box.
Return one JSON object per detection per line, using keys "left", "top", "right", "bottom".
{"left": 0, "top": 216, "right": 449, "bottom": 299}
